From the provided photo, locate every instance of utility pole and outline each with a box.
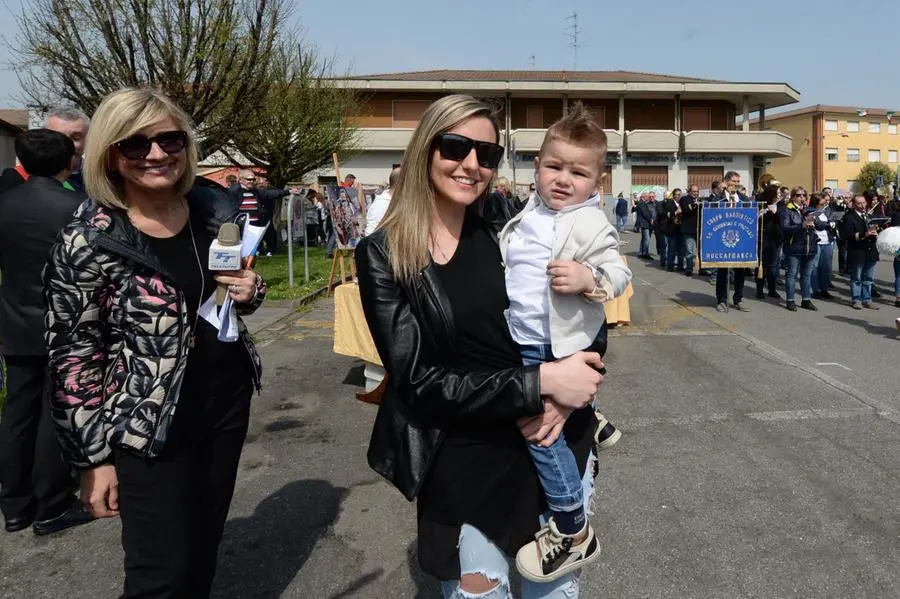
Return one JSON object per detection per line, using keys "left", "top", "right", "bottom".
{"left": 529, "top": 54, "right": 536, "bottom": 69}
{"left": 566, "top": 13, "right": 579, "bottom": 70}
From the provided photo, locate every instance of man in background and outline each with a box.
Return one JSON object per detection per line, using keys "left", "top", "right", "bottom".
{"left": 0, "top": 107, "right": 90, "bottom": 194}
{"left": 228, "top": 169, "right": 298, "bottom": 256}
{"left": 0, "top": 129, "right": 92, "bottom": 536}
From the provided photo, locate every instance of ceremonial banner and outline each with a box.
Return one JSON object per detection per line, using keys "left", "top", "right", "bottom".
{"left": 699, "top": 205, "right": 759, "bottom": 268}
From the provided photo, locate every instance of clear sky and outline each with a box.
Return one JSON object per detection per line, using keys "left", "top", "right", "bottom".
{"left": 0, "top": 0, "right": 898, "bottom": 112}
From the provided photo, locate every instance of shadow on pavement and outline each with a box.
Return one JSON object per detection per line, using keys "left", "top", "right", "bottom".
{"left": 406, "top": 539, "right": 442, "bottom": 598}
{"left": 825, "top": 315, "right": 899, "bottom": 338}
{"left": 342, "top": 363, "right": 366, "bottom": 388}
{"left": 214, "top": 479, "right": 347, "bottom": 598}
{"left": 673, "top": 290, "right": 717, "bottom": 309}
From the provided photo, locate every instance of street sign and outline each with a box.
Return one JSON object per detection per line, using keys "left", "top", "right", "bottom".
{"left": 876, "top": 175, "right": 884, "bottom": 188}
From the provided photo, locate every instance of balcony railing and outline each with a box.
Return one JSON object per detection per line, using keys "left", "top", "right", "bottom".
{"left": 625, "top": 130, "right": 680, "bottom": 153}
{"left": 682, "top": 130, "right": 792, "bottom": 157}
{"left": 353, "top": 127, "right": 792, "bottom": 158}
{"left": 356, "top": 128, "right": 414, "bottom": 151}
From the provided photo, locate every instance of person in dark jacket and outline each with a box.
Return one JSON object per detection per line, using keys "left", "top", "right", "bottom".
{"left": 679, "top": 185, "right": 701, "bottom": 276}
{"left": 809, "top": 194, "right": 839, "bottom": 300}
{"left": 663, "top": 189, "right": 684, "bottom": 271}
{"left": 614, "top": 192, "right": 629, "bottom": 232}
{"left": 43, "top": 88, "right": 266, "bottom": 598}
{"left": 227, "top": 170, "right": 298, "bottom": 256}
{"left": 651, "top": 192, "right": 668, "bottom": 266}
{"left": 632, "top": 193, "right": 654, "bottom": 258}
{"left": 843, "top": 194, "right": 881, "bottom": 309}
{"left": 355, "top": 94, "right": 602, "bottom": 596}
{"left": 0, "top": 129, "right": 92, "bottom": 536}
{"left": 713, "top": 172, "right": 752, "bottom": 312}
{"left": 779, "top": 186, "right": 819, "bottom": 311}
{"left": 755, "top": 185, "right": 784, "bottom": 299}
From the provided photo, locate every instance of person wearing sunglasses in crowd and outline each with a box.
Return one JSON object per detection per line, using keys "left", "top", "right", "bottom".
{"left": 42, "top": 88, "right": 266, "bottom": 598}
{"left": 778, "top": 186, "right": 820, "bottom": 311}
{"left": 356, "top": 95, "right": 604, "bottom": 598}
{"left": 227, "top": 170, "right": 299, "bottom": 257}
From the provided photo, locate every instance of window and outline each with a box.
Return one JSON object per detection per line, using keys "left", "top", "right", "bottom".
{"left": 392, "top": 101, "right": 431, "bottom": 128}
{"left": 825, "top": 147, "right": 839, "bottom": 161}
{"left": 682, "top": 107, "right": 711, "bottom": 131}
{"left": 825, "top": 179, "right": 839, "bottom": 190}
{"left": 824, "top": 120, "right": 838, "bottom": 131}
{"left": 525, "top": 105, "right": 544, "bottom": 128}
{"left": 846, "top": 121, "right": 860, "bottom": 132}
{"left": 890, "top": 150, "right": 898, "bottom": 163}
{"left": 869, "top": 122, "right": 881, "bottom": 133}
{"left": 847, "top": 148, "right": 860, "bottom": 162}
{"left": 868, "top": 149, "right": 881, "bottom": 162}
{"left": 890, "top": 124, "right": 898, "bottom": 135}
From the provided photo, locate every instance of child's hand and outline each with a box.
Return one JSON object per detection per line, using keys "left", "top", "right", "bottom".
{"left": 547, "top": 260, "right": 594, "bottom": 294}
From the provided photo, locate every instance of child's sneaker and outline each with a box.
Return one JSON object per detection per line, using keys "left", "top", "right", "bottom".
{"left": 595, "top": 411, "right": 621, "bottom": 450}
{"left": 515, "top": 518, "right": 601, "bottom": 582}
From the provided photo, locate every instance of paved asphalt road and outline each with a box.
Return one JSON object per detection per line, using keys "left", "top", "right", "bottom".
{"left": 1, "top": 239, "right": 898, "bottom": 598}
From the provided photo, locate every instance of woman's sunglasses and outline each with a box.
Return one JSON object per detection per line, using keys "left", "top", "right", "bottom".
{"left": 434, "top": 133, "right": 504, "bottom": 169}
{"left": 115, "top": 131, "right": 188, "bottom": 160}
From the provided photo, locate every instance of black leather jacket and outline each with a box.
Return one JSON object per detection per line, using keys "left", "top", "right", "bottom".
{"left": 355, "top": 225, "right": 546, "bottom": 500}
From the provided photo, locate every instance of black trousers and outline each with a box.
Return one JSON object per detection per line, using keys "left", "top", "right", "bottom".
{"left": 837, "top": 238, "right": 848, "bottom": 273}
{"left": 260, "top": 217, "right": 278, "bottom": 254}
{"left": 116, "top": 380, "right": 252, "bottom": 599}
{"left": 0, "top": 355, "right": 74, "bottom": 521}
{"left": 716, "top": 268, "right": 746, "bottom": 304}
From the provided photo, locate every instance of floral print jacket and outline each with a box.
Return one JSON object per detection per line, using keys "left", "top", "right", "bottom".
{"left": 43, "top": 181, "right": 264, "bottom": 468}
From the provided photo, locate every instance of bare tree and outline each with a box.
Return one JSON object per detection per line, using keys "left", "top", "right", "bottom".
{"left": 14, "top": 0, "right": 290, "bottom": 154}
{"left": 226, "top": 44, "right": 362, "bottom": 188}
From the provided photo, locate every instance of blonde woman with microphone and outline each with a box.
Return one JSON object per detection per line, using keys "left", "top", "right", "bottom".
{"left": 43, "top": 88, "right": 266, "bottom": 598}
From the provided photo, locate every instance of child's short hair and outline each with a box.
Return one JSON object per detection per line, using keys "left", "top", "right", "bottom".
{"left": 539, "top": 103, "right": 608, "bottom": 167}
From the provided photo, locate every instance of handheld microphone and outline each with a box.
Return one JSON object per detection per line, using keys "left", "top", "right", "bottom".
{"left": 209, "top": 223, "right": 242, "bottom": 306}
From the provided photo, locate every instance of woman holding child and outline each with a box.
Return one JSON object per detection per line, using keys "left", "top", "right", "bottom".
{"left": 356, "top": 95, "right": 630, "bottom": 597}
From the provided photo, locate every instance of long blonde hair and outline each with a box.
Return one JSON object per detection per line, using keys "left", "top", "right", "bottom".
{"left": 378, "top": 94, "right": 500, "bottom": 283}
{"left": 83, "top": 87, "right": 199, "bottom": 209}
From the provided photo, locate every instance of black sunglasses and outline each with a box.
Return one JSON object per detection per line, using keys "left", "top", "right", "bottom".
{"left": 434, "top": 133, "right": 504, "bottom": 169}
{"left": 115, "top": 131, "right": 188, "bottom": 160}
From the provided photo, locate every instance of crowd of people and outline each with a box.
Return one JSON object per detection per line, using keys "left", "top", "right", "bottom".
{"left": 612, "top": 178, "right": 900, "bottom": 314}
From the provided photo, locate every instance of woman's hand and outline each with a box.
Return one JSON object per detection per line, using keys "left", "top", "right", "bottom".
{"left": 214, "top": 269, "right": 260, "bottom": 304}
{"left": 518, "top": 400, "right": 573, "bottom": 447}
{"left": 539, "top": 351, "right": 604, "bottom": 409}
{"left": 80, "top": 464, "right": 119, "bottom": 518}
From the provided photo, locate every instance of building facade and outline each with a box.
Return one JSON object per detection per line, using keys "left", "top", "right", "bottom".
{"left": 326, "top": 70, "right": 799, "bottom": 196}
{"left": 751, "top": 105, "right": 900, "bottom": 193}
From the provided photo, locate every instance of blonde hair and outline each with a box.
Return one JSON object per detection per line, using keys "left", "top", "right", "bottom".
{"left": 539, "top": 102, "right": 608, "bottom": 168}
{"left": 378, "top": 94, "right": 500, "bottom": 283}
{"left": 83, "top": 88, "right": 198, "bottom": 209}
{"left": 495, "top": 176, "right": 510, "bottom": 190}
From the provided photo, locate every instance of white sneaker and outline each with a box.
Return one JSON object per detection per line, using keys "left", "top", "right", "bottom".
{"left": 594, "top": 412, "right": 621, "bottom": 450}
{"left": 515, "top": 519, "right": 601, "bottom": 583}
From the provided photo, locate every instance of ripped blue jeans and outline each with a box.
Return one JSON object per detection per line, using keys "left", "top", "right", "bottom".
{"left": 439, "top": 451, "right": 597, "bottom": 599}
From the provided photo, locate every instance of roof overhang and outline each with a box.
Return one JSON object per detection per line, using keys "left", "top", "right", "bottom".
{"left": 333, "top": 79, "right": 800, "bottom": 111}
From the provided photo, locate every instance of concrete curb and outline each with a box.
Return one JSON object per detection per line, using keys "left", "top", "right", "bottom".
{"left": 248, "top": 276, "right": 353, "bottom": 335}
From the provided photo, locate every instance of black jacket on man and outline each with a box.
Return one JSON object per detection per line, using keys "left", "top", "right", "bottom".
{"left": 632, "top": 201, "right": 654, "bottom": 229}
{"left": 0, "top": 176, "right": 85, "bottom": 355}
{"left": 679, "top": 196, "right": 700, "bottom": 236}
{"left": 842, "top": 209, "right": 879, "bottom": 265}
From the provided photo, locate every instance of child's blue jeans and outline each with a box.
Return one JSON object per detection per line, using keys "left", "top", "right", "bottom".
{"left": 519, "top": 343, "right": 584, "bottom": 515}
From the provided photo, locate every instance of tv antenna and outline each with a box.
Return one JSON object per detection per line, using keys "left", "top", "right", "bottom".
{"left": 566, "top": 13, "right": 579, "bottom": 70}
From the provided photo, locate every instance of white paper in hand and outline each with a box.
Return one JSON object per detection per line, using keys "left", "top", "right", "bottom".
{"left": 211, "top": 220, "right": 269, "bottom": 342}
